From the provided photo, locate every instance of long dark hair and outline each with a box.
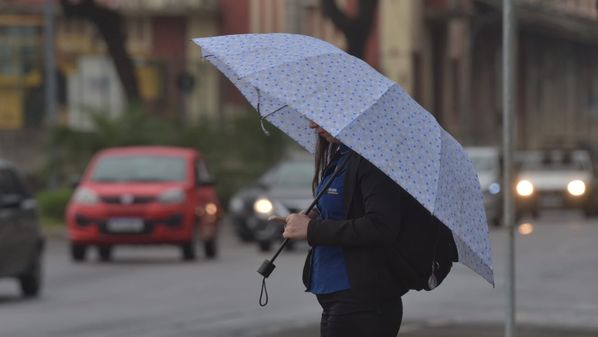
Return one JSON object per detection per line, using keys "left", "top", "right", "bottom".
{"left": 312, "top": 135, "right": 339, "bottom": 194}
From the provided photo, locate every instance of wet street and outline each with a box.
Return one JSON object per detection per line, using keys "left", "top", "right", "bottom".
{"left": 1, "top": 212, "right": 597, "bottom": 337}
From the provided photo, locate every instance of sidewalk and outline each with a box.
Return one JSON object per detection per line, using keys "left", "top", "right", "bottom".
{"left": 264, "top": 323, "right": 598, "bottom": 337}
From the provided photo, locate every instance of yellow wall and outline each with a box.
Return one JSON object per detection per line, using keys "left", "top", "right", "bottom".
{"left": 0, "top": 89, "right": 23, "bottom": 129}
{"left": 379, "top": 0, "right": 416, "bottom": 93}
{"left": 187, "top": 15, "right": 220, "bottom": 121}
{"left": 0, "top": 14, "right": 43, "bottom": 130}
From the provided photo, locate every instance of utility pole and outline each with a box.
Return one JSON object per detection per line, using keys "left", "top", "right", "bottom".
{"left": 44, "top": 0, "right": 58, "bottom": 189}
{"left": 503, "top": 0, "right": 516, "bottom": 336}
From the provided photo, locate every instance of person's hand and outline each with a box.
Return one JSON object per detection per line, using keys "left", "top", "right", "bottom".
{"left": 269, "top": 213, "right": 310, "bottom": 240}
{"left": 282, "top": 213, "right": 310, "bottom": 240}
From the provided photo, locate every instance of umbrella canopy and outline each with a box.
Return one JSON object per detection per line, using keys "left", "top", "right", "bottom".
{"left": 193, "top": 33, "right": 494, "bottom": 285}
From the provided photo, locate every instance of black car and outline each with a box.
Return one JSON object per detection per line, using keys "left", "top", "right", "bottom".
{"left": 229, "top": 155, "right": 314, "bottom": 251}
{"left": 0, "top": 159, "right": 44, "bottom": 297}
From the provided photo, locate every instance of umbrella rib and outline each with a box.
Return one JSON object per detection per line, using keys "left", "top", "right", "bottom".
{"left": 259, "top": 104, "right": 289, "bottom": 136}
{"left": 335, "top": 82, "right": 396, "bottom": 137}
{"left": 256, "top": 87, "right": 288, "bottom": 135}
{"left": 262, "top": 105, "right": 289, "bottom": 119}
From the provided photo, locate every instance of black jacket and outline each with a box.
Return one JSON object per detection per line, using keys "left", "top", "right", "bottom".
{"left": 303, "top": 151, "right": 413, "bottom": 304}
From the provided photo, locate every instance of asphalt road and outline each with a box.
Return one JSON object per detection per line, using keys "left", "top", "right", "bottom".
{"left": 0, "top": 211, "right": 597, "bottom": 337}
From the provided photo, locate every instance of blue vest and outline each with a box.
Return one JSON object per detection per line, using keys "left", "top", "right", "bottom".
{"left": 308, "top": 145, "right": 351, "bottom": 294}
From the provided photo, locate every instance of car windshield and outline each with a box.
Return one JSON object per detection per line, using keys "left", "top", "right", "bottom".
{"left": 517, "top": 151, "right": 592, "bottom": 171}
{"left": 261, "top": 160, "right": 314, "bottom": 189}
{"left": 90, "top": 155, "right": 187, "bottom": 182}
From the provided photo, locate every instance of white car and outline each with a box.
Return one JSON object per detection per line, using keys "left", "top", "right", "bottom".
{"left": 515, "top": 149, "right": 595, "bottom": 217}
{"left": 466, "top": 147, "right": 502, "bottom": 226}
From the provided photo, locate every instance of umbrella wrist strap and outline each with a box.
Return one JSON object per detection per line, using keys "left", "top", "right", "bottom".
{"left": 259, "top": 277, "right": 269, "bottom": 307}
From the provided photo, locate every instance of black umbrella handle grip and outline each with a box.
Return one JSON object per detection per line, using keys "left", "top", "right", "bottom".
{"left": 257, "top": 259, "right": 276, "bottom": 278}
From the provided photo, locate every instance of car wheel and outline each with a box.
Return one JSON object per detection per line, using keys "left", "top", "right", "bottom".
{"left": 204, "top": 239, "right": 217, "bottom": 259}
{"left": 181, "top": 242, "right": 197, "bottom": 261}
{"left": 19, "top": 253, "right": 42, "bottom": 298}
{"left": 258, "top": 240, "right": 272, "bottom": 252}
{"left": 97, "top": 246, "right": 113, "bottom": 262}
{"left": 70, "top": 243, "right": 87, "bottom": 262}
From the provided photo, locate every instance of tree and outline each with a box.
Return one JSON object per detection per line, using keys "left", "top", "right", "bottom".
{"left": 321, "top": 0, "right": 379, "bottom": 60}
{"left": 60, "top": 0, "right": 140, "bottom": 103}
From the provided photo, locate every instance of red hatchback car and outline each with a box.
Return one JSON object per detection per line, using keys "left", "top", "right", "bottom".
{"left": 66, "top": 146, "right": 221, "bottom": 262}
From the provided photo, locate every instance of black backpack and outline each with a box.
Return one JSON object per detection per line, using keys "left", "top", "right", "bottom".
{"left": 384, "top": 190, "right": 459, "bottom": 292}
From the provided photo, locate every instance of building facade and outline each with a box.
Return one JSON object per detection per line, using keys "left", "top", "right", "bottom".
{"left": 0, "top": 0, "right": 220, "bottom": 132}
{"left": 420, "top": 0, "right": 598, "bottom": 149}
{"left": 3, "top": 0, "right": 598, "bottom": 169}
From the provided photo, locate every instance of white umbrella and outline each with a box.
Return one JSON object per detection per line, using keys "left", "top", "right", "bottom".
{"left": 193, "top": 33, "right": 494, "bottom": 285}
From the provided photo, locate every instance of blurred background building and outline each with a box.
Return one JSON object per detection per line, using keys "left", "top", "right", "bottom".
{"left": 2, "top": 0, "right": 598, "bottom": 173}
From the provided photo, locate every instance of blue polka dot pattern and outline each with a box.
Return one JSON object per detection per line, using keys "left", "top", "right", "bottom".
{"left": 193, "top": 33, "right": 494, "bottom": 285}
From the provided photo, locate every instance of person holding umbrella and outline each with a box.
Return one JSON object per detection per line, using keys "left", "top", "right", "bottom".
{"left": 272, "top": 120, "right": 408, "bottom": 337}
{"left": 193, "top": 33, "right": 494, "bottom": 337}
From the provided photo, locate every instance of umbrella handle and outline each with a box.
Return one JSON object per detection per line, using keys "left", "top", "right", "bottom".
{"left": 257, "top": 157, "right": 347, "bottom": 278}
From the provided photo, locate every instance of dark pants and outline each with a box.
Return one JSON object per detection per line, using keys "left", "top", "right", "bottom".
{"left": 316, "top": 290, "right": 403, "bottom": 337}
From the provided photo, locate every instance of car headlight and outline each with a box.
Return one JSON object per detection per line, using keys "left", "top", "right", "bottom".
{"left": 157, "top": 188, "right": 185, "bottom": 204}
{"left": 253, "top": 198, "right": 273, "bottom": 215}
{"left": 567, "top": 180, "right": 586, "bottom": 196}
{"left": 516, "top": 180, "right": 534, "bottom": 197}
{"left": 73, "top": 187, "right": 99, "bottom": 205}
